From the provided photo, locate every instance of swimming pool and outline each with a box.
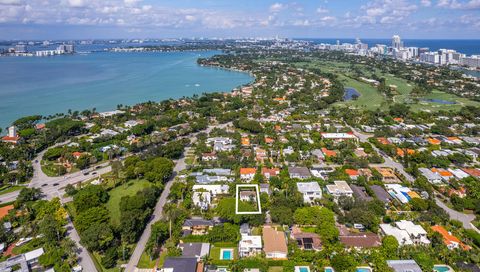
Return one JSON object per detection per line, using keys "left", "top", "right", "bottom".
{"left": 220, "top": 248, "right": 233, "bottom": 260}
{"left": 433, "top": 265, "right": 453, "bottom": 272}
{"left": 356, "top": 267, "right": 372, "bottom": 272}
{"left": 324, "top": 267, "right": 334, "bottom": 272}
{"left": 299, "top": 267, "right": 309, "bottom": 272}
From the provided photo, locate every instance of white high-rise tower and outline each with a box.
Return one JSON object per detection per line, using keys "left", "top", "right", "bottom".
{"left": 392, "top": 35, "right": 402, "bottom": 49}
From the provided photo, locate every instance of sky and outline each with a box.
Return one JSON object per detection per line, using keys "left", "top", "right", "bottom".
{"left": 0, "top": 0, "right": 479, "bottom": 40}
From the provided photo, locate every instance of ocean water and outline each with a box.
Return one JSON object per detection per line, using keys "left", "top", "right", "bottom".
{"left": 304, "top": 38, "right": 480, "bottom": 55}
{"left": 0, "top": 51, "right": 253, "bottom": 129}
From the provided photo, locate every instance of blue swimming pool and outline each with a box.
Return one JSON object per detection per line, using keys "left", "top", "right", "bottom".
{"left": 221, "top": 249, "right": 233, "bottom": 260}
{"left": 299, "top": 268, "right": 309, "bottom": 272}
{"left": 433, "top": 265, "right": 451, "bottom": 272}
{"left": 356, "top": 268, "right": 371, "bottom": 272}
{"left": 325, "top": 268, "right": 334, "bottom": 272}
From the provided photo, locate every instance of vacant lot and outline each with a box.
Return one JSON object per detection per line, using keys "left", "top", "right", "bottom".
{"left": 106, "top": 179, "right": 153, "bottom": 226}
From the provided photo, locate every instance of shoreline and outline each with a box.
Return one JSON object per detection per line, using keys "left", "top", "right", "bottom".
{"left": 0, "top": 51, "right": 255, "bottom": 130}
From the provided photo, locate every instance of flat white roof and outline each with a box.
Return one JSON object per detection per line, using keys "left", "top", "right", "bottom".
{"left": 395, "top": 220, "right": 427, "bottom": 236}
{"left": 380, "top": 224, "right": 413, "bottom": 245}
{"left": 296, "top": 182, "right": 321, "bottom": 193}
{"left": 239, "top": 235, "right": 262, "bottom": 248}
{"left": 321, "top": 133, "right": 357, "bottom": 139}
{"left": 24, "top": 248, "right": 44, "bottom": 261}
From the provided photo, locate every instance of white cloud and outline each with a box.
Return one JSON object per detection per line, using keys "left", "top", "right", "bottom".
{"left": 67, "top": 0, "right": 86, "bottom": 8}
{"left": 0, "top": 0, "right": 22, "bottom": 5}
{"left": 316, "top": 7, "right": 329, "bottom": 13}
{"left": 421, "top": 0, "right": 432, "bottom": 6}
{"left": 124, "top": 0, "right": 141, "bottom": 6}
{"left": 269, "top": 2, "right": 284, "bottom": 12}
{"left": 437, "top": 0, "right": 480, "bottom": 9}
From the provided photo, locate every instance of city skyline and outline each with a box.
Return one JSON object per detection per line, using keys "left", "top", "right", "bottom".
{"left": 0, "top": 0, "right": 479, "bottom": 40}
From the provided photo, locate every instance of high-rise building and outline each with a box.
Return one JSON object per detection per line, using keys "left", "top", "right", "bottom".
{"left": 56, "top": 44, "right": 75, "bottom": 54}
{"left": 15, "top": 44, "right": 26, "bottom": 53}
{"left": 460, "top": 55, "right": 480, "bottom": 68}
{"left": 392, "top": 35, "right": 402, "bottom": 50}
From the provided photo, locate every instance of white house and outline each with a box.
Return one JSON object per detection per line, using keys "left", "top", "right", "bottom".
{"left": 380, "top": 220, "right": 430, "bottom": 246}
{"left": 326, "top": 181, "right": 353, "bottom": 198}
{"left": 239, "top": 235, "right": 262, "bottom": 257}
{"left": 192, "top": 191, "right": 212, "bottom": 210}
{"left": 296, "top": 182, "right": 322, "bottom": 204}
{"left": 395, "top": 220, "right": 430, "bottom": 245}
{"left": 192, "top": 185, "right": 229, "bottom": 196}
{"left": 418, "top": 168, "right": 442, "bottom": 184}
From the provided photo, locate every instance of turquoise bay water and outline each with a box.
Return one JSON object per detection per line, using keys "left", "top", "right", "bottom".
{"left": 0, "top": 51, "right": 253, "bottom": 129}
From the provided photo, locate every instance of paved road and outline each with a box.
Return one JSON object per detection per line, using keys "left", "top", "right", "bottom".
{"left": 125, "top": 122, "right": 231, "bottom": 271}
{"left": 66, "top": 216, "right": 98, "bottom": 272}
{"left": 0, "top": 141, "right": 108, "bottom": 272}
{"left": 349, "top": 126, "right": 415, "bottom": 182}
{"left": 350, "top": 126, "right": 479, "bottom": 233}
{"left": 435, "top": 197, "right": 480, "bottom": 233}
{"left": 0, "top": 162, "right": 111, "bottom": 203}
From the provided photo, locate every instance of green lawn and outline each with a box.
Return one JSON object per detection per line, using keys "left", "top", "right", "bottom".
{"left": 92, "top": 252, "right": 119, "bottom": 272}
{"left": 336, "top": 75, "right": 386, "bottom": 110}
{"left": 294, "top": 59, "right": 480, "bottom": 112}
{"left": 210, "top": 243, "right": 238, "bottom": 262}
{"left": 137, "top": 250, "right": 158, "bottom": 269}
{"left": 106, "top": 179, "right": 153, "bottom": 226}
{"left": 0, "top": 185, "right": 23, "bottom": 196}
{"left": 268, "top": 267, "right": 284, "bottom": 272}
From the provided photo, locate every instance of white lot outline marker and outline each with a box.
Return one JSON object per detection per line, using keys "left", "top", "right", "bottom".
{"left": 235, "top": 184, "right": 262, "bottom": 215}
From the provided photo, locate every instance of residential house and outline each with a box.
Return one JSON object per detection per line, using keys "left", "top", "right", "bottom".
{"left": 202, "top": 152, "right": 218, "bottom": 161}
{"left": 240, "top": 168, "right": 256, "bottom": 181}
{"left": 395, "top": 220, "right": 430, "bottom": 245}
{"left": 462, "top": 168, "right": 480, "bottom": 178}
{"left": 239, "top": 191, "right": 257, "bottom": 202}
{"left": 431, "top": 168, "right": 454, "bottom": 182}
{"left": 290, "top": 226, "right": 321, "bottom": 251}
{"left": 179, "top": 243, "right": 210, "bottom": 261}
{"left": 448, "top": 168, "right": 469, "bottom": 180}
{"left": 385, "top": 184, "right": 420, "bottom": 204}
{"left": 182, "top": 219, "right": 215, "bottom": 236}
{"left": 254, "top": 147, "right": 268, "bottom": 162}
{"left": 310, "top": 149, "right": 325, "bottom": 161}
{"left": 350, "top": 185, "right": 373, "bottom": 202}
{"left": 1, "top": 126, "right": 21, "bottom": 144}
{"left": 288, "top": 167, "right": 311, "bottom": 179}
{"left": 345, "top": 169, "right": 359, "bottom": 180}
{"left": 374, "top": 167, "right": 400, "bottom": 183}
{"left": 310, "top": 166, "right": 335, "bottom": 179}
{"left": 326, "top": 181, "right": 353, "bottom": 199}
{"left": 387, "top": 260, "right": 422, "bottom": 272}
{"left": 161, "top": 257, "right": 198, "bottom": 272}
{"left": 239, "top": 235, "right": 262, "bottom": 257}
{"left": 380, "top": 220, "right": 430, "bottom": 245}
{"left": 338, "top": 225, "right": 381, "bottom": 249}
{"left": 259, "top": 184, "right": 271, "bottom": 195}
{"left": 418, "top": 168, "right": 443, "bottom": 184}
{"left": 321, "top": 133, "right": 358, "bottom": 142}
{"left": 369, "top": 185, "right": 393, "bottom": 204}
{"left": 0, "top": 247, "right": 44, "bottom": 272}
{"left": 192, "top": 191, "right": 211, "bottom": 210}
{"left": 431, "top": 225, "right": 471, "bottom": 250}
{"left": 296, "top": 182, "right": 322, "bottom": 204}
{"left": 261, "top": 168, "right": 280, "bottom": 180}
{"left": 203, "top": 169, "right": 232, "bottom": 176}
{"left": 262, "top": 226, "right": 288, "bottom": 259}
